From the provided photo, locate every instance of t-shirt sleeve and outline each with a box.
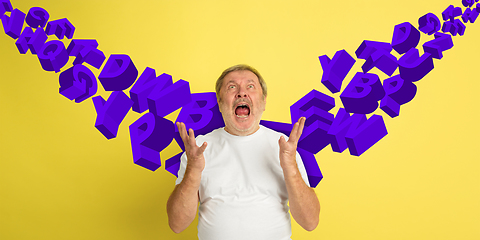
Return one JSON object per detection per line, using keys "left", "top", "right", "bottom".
{"left": 295, "top": 151, "right": 311, "bottom": 187}
{"left": 175, "top": 152, "right": 188, "bottom": 186}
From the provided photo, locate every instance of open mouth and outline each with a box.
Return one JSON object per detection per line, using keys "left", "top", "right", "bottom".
{"left": 235, "top": 104, "right": 250, "bottom": 118}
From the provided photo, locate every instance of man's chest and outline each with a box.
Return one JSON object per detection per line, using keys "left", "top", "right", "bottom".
{"left": 198, "top": 140, "right": 288, "bottom": 204}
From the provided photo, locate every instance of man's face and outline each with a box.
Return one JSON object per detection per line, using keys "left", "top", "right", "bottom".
{"left": 218, "top": 70, "right": 266, "bottom": 136}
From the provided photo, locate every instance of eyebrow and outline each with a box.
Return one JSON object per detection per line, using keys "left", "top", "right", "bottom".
{"left": 225, "top": 80, "right": 256, "bottom": 84}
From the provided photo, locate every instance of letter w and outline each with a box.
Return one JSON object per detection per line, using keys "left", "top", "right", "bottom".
{"left": 327, "top": 108, "right": 388, "bottom": 156}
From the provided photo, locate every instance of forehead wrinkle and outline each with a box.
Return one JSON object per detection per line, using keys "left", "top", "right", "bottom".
{"left": 227, "top": 79, "right": 256, "bottom": 84}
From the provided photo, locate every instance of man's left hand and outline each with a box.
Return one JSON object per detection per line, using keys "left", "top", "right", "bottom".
{"left": 278, "top": 117, "right": 306, "bottom": 173}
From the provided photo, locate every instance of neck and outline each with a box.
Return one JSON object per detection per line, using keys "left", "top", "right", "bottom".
{"left": 224, "top": 124, "right": 260, "bottom": 136}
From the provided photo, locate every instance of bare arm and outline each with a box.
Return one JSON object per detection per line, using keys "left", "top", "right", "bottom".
{"left": 283, "top": 162, "right": 320, "bottom": 231}
{"left": 166, "top": 122, "right": 207, "bottom": 234}
{"left": 166, "top": 167, "right": 202, "bottom": 233}
{"left": 279, "top": 117, "right": 320, "bottom": 231}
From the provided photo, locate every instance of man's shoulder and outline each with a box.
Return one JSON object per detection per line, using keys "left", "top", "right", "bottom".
{"left": 195, "top": 127, "right": 224, "bottom": 141}
{"left": 260, "top": 125, "right": 288, "bottom": 139}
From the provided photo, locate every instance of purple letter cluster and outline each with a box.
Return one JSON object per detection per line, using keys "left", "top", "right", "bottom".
{"left": 314, "top": 1, "right": 478, "bottom": 166}
{"left": 2, "top": 0, "right": 477, "bottom": 188}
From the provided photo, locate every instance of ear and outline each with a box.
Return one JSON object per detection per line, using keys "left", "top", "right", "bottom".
{"left": 217, "top": 98, "right": 223, "bottom": 113}
{"left": 263, "top": 96, "right": 267, "bottom": 111}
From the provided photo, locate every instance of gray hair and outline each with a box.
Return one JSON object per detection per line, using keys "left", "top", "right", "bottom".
{"left": 215, "top": 64, "right": 267, "bottom": 101}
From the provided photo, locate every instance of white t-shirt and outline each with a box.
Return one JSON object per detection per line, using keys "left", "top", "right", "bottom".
{"left": 175, "top": 125, "right": 310, "bottom": 240}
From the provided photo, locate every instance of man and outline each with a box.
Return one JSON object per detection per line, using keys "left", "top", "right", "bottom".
{"left": 166, "top": 64, "right": 320, "bottom": 240}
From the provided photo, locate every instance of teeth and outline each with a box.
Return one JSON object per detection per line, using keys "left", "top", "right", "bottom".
{"left": 236, "top": 115, "right": 248, "bottom": 118}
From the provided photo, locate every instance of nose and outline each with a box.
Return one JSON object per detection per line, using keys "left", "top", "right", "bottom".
{"left": 236, "top": 86, "right": 247, "bottom": 98}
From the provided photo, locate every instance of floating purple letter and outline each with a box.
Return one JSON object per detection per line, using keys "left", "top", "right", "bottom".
{"left": 98, "top": 54, "right": 138, "bottom": 91}
{"left": 93, "top": 91, "right": 133, "bottom": 139}
{"left": 59, "top": 64, "right": 98, "bottom": 103}
{"left": 391, "top": 22, "right": 420, "bottom": 55}
{"left": 290, "top": 89, "right": 335, "bottom": 154}
{"left": 462, "top": 7, "right": 479, "bottom": 23}
{"left": 260, "top": 120, "right": 292, "bottom": 136}
{"left": 422, "top": 32, "right": 454, "bottom": 59}
{"left": 356, "top": 40, "right": 398, "bottom": 76}
{"left": 0, "top": 0, "right": 13, "bottom": 16}
{"left": 340, "top": 72, "right": 385, "bottom": 114}
{"left": 165, "top": 152, "right": 183, "bottom": 177}
{"left": 130, "top": 112, "right": 174, "bottom": 171}
{"left": 1, "top": 8, "right": 25, "bottom": 39}
{"left": 26, "top": 7, "right": 49, "bottom": 28}
{"left": 380, "top": 75, "right": 417, "bottom": 118}
{"left": 327, "top": 108, "right": 388, "bottom": 156}
{"left": 442, "top": 5, "right": 463, "bottom": 21}
{"left": 147, "top": 75, "right": 192, "bottom": 117}
{"left": 298, "top": 148, "right": 323, "bottom": 188}
{"left": 319, "top": 49, "right": 356, "bottom": 93}
{"left": 67, "top": 39, "right": 105, "bottom": 69}
{"left": 174, "top": 92, "right": 224, "bottom": 150}
{"left": 398, "top": 48, "right": 434, "bottom": 82}
{"left": 45, "top": 18, "right": 75, "bottom": 39}
{"left": 37, "top": 40, "right": 69, "bottom": 73}
{"left": 15, "top": 27, "right": 48, "bottom": 54}
{"left": 442, "top": 19, "right": 466, "bottom": 36}
{"left": 418, "top": 13, "right": 441, "bottom": 35}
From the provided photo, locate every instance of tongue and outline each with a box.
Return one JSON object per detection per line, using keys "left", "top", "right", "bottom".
{"left": 235, "top": 106, "right": 250, "bottom": 116}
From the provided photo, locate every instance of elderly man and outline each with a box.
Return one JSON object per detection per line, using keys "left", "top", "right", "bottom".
{"left": 166, "top": 64, "right": 320, "bottom": 240}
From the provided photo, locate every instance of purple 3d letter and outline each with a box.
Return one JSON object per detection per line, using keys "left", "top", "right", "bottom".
{"left": 93, "top": 91, "right": 133, "bottom": 139}
{"left": 398, "top": 48, "right": 434, "bottom": 82}
{"left": 442, "top": 5, "right": 463, "bottom": 22}
{"left": 130, "top": 67, "right": 192, "bottom": 117}
{"left": 461, "top": 7, "right": 479, "bottom": 23}
{"left": 391, "top": 22, "right": 420, "bottom": 55}
{"left": 422, "top": 32, "right": 454, "bottom": 59}
{"left": 260, "top": 120, "right": 292, "bottom": 136}
{"left": 37, "top": 40, "right": 69, "bottom": 73}
{"left": 98, "top": 54, "right": 138, "bottom": 91}
{"left": 327, "top": 108, "right": 388, "bottom": 156}
{"left": 340, "top": 72, "right": 385, "bottom": 114}
{"left": 290, "top": 89, "right": 335, "bottom": 154}
{"left": 463, "top": 0, "right": 475, "bottom": 7}
{"left": 319, "top": 49, "right": 356, "bottom": 93}
{"left": 418, "top": 13, "right": 441, "bottom": 35}
{"left": 15, "top": 26, "right": 47, "bottom": 54}
{"left": 380, "top": 75, "right": 417, "bottom": 118}
{"left": 67, "top": 39, "right": 105, "bottom": 69}
{"left": 298, "top": 148, "right": 323, "bottom": 188}
{"left": 355, "top": 40, "right": 398, "bottom": 76}
{"left": 130, "top": 67, "right": 158, "bottom": 113}
{"left": 59, "top": 64, "right": 98, "bottom": 103}
{"left": 165, "top": 152, "right": 183, "bottom": 177}
{"left": 173, "top": 92, "right": 224, "bottom": 151}
{"left": 442, "top": 19, "right": 466, "bottom": 36}
{"left": 0, "top": 0, "right": 13, "bottom": 16}
{"left": 1, "top": 8, "right": 25, "bottom": 39}
{"left": 26, "top": 7, "right": 49, "bottom": 28}
{"left": 45, "top": 18, "right": 75, "bottom": 39}
{"left": 130, "top": 112, "right": 174, "bottom": 171}
{"left": 167, "top": 92, "right": 224, "bottom": 176}
{"left": 147, "top": 75, "right": 192, "bottom": 117}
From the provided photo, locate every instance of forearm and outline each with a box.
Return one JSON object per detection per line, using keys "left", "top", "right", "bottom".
{"left": 166, "top": 168, "right": 202, "bottom": 233}
{"left": 283, "top": 164, "right": 320, "bottom": 231}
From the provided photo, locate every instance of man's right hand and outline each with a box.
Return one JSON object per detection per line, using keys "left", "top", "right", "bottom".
{"left": 168, "top": 123, "right": 206, "bottom": 233}
{"left": 176, "top": 122, "right": 207, "bottom": 172}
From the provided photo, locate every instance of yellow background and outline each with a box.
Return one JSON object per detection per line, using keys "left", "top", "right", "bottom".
{"left": 1, "top": 0, "right": 479, "bottom": 239}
